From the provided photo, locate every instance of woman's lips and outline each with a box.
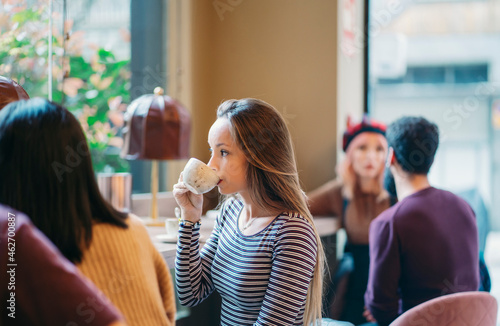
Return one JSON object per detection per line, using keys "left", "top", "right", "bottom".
{"left": 217, "top": 179, "right": 222, "bottom": 185}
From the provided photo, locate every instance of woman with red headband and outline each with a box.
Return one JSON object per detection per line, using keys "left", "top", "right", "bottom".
{"left": 308, "top": 116, "right": 396, "bottom": 325}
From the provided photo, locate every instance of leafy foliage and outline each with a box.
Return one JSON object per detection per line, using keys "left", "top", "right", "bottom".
{"left": 0, "top": 0, "right": 130, "bottom": 172}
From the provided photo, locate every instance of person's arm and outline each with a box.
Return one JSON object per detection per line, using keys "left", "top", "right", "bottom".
{"left": 174, "top": 173, "right": 218, "bottom": 306}
{"left": 364, "top": 215, "right": 401, "bottom": 326}
{"left": 175, "top": 206, "right": 224, "bottom": 307}
{"left": 13, "top": 214, "right": 124, "bottom": 326}
{"left": 254, "top": 217, "right": 318, "bottom": 325}
{"left": 307, "top": 179, "right": 342, "bottom": 217}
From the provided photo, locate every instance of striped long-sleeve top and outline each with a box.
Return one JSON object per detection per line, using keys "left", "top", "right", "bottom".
{"left": 175, "top": 198, "right": 318, "bottom": 326}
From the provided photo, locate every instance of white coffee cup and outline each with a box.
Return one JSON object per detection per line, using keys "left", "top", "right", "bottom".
{"left": 165, "top": 217, "right": 179, "bottom": 237}
{"left": 182, "top": 158, "right": 220, "bottom": 195}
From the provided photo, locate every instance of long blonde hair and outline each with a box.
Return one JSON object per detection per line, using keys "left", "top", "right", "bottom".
{"left": 217, "top": 98, "right": 326, "bottom": 326}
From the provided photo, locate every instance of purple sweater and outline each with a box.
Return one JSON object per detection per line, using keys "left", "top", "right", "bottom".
{"left": 0, "top": 206, "right": 122, "bottom": 325}
{"left": 364, "top": 187, "right": 479, "bottom": 326}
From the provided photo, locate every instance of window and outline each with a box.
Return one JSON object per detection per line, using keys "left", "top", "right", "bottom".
{"left": 0, "top": 0, "right": 169, "bottom": 194}
{"left": 377, "top": 64, "right": 488, "bottom": 84}
{"left": 368, "top": 0, "right": 500, "bottom": 229}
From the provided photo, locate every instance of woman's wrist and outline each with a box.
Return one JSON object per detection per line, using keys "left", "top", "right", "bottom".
{"left": 175, "top": 207, "right": 201, "bottom": 225}
{"left": 178, "top": 219, "right": 201, "bottom": 227}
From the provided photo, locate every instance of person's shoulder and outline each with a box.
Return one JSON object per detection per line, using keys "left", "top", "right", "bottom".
{"left": 369, "top": 204, "right": 407, "bottom": 245}
{"left": 0, "top": 205, "right": 31, "bottom": 236}
{"left": 435, "top": 187, "right": 470, "bottom": 203}
{"left": 101, "top": 214, "right": 158, "bottom": 255}
{"left": 376, "top": 202, "right": 400, "bottom": 220}
{"left": 280, "top": 211, "right": 311, "bottom": 223}
{"left": 127, "top": 213, "right": 144, "bottom": 228}
{"left": 92, "top": 214, "right": 150, "bottom": 241}
{"left": 412, "top": 186, "right": 454, "bottom": 199}
{"left": 124, "top": 213, "right": 154, "bottom": 237}
{"left": 307, "top": 179, "right": 344, "bottom": 215}
{"left": 310, "top": 179, "right": 343, "bottom": 196}
{"left": 434, "top": 187, "right": 475, "bottom": 214}
{"left": 277, "top": 212, "right": 315, "bottom": 234}
{"left": 407, "top": 187, "right": 471, "bottom": 211}
{"left": 370, "top": 201, "right": 404, "bottom": 231}
{"left": 275, "top": 213, "right": 317, "bottom": 246}
{"left": 376, "top": 187, "right": 465, "bottom": 224}
{"left": 326, "top": 179, "right": 344, "bottom": 191}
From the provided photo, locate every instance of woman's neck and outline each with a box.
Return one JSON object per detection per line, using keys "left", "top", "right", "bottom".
{"left": 358, "top": 177, "right": 379, "bottom": 194}
{"left": 239, "top": 191, "right": 280, "bottom": 218}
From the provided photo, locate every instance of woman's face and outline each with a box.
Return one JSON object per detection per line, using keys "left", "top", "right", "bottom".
{"left": 207, "top": 118, "right": 248, "bottom": 195}
{"left": 349, "top": 132, "right": 387, "bottom": 180}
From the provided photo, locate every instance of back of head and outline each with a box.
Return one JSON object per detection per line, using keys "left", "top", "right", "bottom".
{"left": 216, "top": 98, "right": 325, "bottom": 326}
{"left": 0, "top": 98, "right": 126, "bottom": 263}
{"left": 0, "top": 76, "right": 30, "bottom": 110}
{"left": 386, "top": 116, "right": 439, "bottom": 174}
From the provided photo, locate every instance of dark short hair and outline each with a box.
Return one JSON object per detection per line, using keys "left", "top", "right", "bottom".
{"left": 386, "top": 116, "right": 439, "bottom": 174}
{"left": 0, "top": 98, "right": 127, "bottom": 263}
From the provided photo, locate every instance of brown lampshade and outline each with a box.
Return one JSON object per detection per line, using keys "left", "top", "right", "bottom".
{"left": 0, "top": 76, "right": 30, "bottom": 110}
{"left": 121, "top": 87, "right": 191, "bottom": 160}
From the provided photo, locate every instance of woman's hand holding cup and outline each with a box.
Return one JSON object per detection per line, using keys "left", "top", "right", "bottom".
{"left": 173, "top": 173, "right": 204, "bottom": 223}
{"left": 172, "top": 158, "right": 220, "bottom": 223}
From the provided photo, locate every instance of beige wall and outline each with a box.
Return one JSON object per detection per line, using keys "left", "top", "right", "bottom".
{"left": 169, "top": 0, "right": 338, "bottom": 191}
{"left": 169, "top": 0, "right": 365, "bottom": 192}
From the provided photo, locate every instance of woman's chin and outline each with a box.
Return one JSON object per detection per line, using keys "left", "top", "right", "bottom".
{"left": 217, "top": 186, "right": 228, "bottom": 195}
{"left": 358, "top": 172, "right": 379, "bottom": 180}
{"left": 218, "top": 187, "right": 237, "bottom": 196}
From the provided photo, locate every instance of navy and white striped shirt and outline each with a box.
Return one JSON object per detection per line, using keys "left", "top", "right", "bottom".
{"left": 175, "top": 198, "right": 318, "bottom": 326}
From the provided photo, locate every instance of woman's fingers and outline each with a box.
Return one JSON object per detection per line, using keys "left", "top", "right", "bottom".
{"left": 173, "top": 182, "right": 188, "bottom": 193}
{"left": 363, "top": 307, "right": 376, "bottom": 323}
{"left": 173, "top": 182, "right": 193, "bottom": 207}
{"left": 173, "top": 179, "right": 203, "bottom": 221}
{"left": 173, "top": 181, "right": 203, "bottom": 211}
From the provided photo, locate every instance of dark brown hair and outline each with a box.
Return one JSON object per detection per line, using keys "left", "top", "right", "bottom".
{"left": 0, "top": 98, "right": 127, "bottom": 263}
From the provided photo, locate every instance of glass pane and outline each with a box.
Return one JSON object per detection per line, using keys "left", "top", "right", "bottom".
{"left": 0, "top": 0, "right": 169, "bottom": 194}
{"left": 368, "top": 0, "right": 500, "bottom": 230}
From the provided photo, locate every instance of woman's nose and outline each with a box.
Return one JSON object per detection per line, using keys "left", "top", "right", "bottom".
{"left": 207, "top": 157, "right": 217, "bottom": 171}
{"left": 366, "top": 149, "right": 377, "bottom": 159}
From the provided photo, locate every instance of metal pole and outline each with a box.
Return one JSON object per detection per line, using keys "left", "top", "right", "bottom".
{"left": 48, "top": 0, "right": 53, "bottom": 101}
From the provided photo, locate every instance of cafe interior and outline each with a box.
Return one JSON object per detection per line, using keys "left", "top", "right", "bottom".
{"left": 1, "top": 0, "right": 500, "bottom": 325}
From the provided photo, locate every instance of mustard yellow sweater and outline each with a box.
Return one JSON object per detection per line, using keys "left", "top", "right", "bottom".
{"left": 77, "top": 214, "right": 176, "bottom": 326}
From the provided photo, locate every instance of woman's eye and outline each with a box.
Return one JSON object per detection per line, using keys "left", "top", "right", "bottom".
{"left": 376, "top": 146, "right": 384, "bottom": 152}
{"left": 220, "top": 150, "right": 228, "bottom": 157}
{"left": 358, "top": 145, "right": 367, "bottom": 151}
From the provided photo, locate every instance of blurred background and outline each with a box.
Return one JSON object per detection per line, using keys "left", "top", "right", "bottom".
{"left": 1, "top": 0, "right": 499, "bottom": 323}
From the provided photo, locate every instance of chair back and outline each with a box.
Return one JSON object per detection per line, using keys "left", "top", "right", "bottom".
{"left": 319, "top": 318, "right": 354, "bottom": 326}
{"left": 390, "top": 291, "right": 498, "bottom": 326}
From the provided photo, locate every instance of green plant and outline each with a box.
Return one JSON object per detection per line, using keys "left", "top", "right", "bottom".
{"left": 0, "top": 0, "right": 130, "bottom": 173}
